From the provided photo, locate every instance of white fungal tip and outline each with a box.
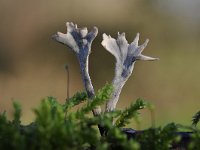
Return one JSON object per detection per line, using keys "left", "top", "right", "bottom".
{"left": 122, "top": 32, "right": 125, "bottom": 36}
{"left": 102, "top": 33, "right": 107, "bottom": 39}
{"left": 80, "top": 27, "right": 88, "bottom": 38}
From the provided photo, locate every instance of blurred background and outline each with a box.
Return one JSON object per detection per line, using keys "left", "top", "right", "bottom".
{"left": 0, "top": 0, "right": 200, "bottom": 129}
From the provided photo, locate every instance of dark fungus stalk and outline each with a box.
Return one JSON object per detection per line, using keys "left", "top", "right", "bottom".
{"left": 52, "top": 22, "right": 101, "bottom": 116}
{"left": 102, "top": 32, "right": 159, "bottom": 112}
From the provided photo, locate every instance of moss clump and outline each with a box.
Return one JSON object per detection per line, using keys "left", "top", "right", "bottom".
{"left": 0, "top": 84, "right": 199, "bottom": 150}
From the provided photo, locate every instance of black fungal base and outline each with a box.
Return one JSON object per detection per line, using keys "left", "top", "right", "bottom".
{"left": 122, "top": 128, "right": 193, "bottom": 149}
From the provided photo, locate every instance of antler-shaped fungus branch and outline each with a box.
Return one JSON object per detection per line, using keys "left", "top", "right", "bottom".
{"left": 52, "top": 22, "right": 101, "bottom": 115}
{"left": 102, "top": 32, "right": 159, "bottom": 112}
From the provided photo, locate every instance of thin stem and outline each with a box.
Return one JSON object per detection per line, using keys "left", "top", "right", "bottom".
{"left": 106, "top": 77, "right": 127, "bottom": 112}
{"left": 106, "top": 62, "right": 133, "bottom": 112}
{"left": 65, "top": 65, "right": 70, "bottom": 100}
{"left": 78, "top": 55, "right": 101, "bottom": 116}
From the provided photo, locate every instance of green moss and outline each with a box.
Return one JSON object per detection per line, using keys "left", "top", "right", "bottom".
{"left": 0, "top": 84, "right": 199, "bottom": 150}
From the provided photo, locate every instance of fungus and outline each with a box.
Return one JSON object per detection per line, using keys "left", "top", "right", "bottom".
{"left": 102, "top": 32, "right": 159, "bottom": 111}
{"left": 52, "top": 22, "right": 101, "bottom": 115}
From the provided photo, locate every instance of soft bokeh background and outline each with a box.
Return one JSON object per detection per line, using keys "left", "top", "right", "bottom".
{"left": 0, "top": 0, "right": 200, "bottom": 128}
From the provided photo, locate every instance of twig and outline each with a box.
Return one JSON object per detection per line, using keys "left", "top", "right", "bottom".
{"left": 65, "top": 64, "right": 70, "bottom": 100}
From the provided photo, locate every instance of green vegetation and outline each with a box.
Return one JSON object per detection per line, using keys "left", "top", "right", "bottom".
{"left": 0, "top": 84, "right": 199, "bottom": 150}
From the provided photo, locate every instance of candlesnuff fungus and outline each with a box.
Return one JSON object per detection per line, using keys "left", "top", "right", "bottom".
{"left": 52, "top": 22, "right": 101, "bottom": 116}
{"left": 52, "top": 22, "right": 158, "bottom": 115}
{"left": 102, "top": 32, "right": 159, "bottom": 112}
